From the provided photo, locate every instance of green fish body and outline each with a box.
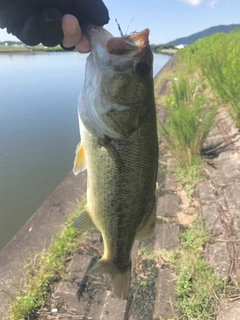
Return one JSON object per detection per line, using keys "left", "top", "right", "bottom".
{"left": 73, "top": 27, "right": 158, "bottom": 299}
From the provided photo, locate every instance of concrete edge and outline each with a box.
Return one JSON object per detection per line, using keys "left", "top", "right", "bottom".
{"left": 0, "top": 171, "right": 87, "bottom": 319}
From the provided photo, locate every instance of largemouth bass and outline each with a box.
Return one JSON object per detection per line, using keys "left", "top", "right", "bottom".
{"left": 73, "top": 26, "right": 158, "bottom": 300}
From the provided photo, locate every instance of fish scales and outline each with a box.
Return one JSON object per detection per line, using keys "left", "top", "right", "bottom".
{"left": 83, "top": 115, "right": 158, "bottom": 260}
{"left": 73, "top": 26, "right": 158, "bottom": 299}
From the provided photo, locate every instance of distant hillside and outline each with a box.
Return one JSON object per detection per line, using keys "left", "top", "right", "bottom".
{"left": 167, "top": 24, "right": 240, "bottom": 46}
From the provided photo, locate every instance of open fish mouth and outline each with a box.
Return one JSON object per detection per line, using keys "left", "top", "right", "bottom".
{"left": 85, "top": 26, "right": 150, "bottom": 68}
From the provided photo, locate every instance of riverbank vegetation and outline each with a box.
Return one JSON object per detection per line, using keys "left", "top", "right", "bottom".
{"left": 151, "top": 44, "right": 176, "bottom": 53}
{"left": 159, "top": 77, "right": 217, "bottom": 194}
{"left": 155, "top": 28, "right": 240, "bottom": 319}
{"left": 157, "top": 29, "right": 240, "bottom": 193}
{"left": 9, "top": 200, "right": 86, "bottom": 320}
{"left": 179, "top": 30, "right": 240, "bottom": 127}
{"left": 0, "top": 41, "right": 63, "bottom": 52}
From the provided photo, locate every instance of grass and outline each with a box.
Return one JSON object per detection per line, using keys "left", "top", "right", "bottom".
{"left": 158, "top": 77, "right": 217, "bottom": 195}
{"left": 9, "top": 200, "right": 86, "bottom": 320}
{"left": 138, "top": 246, "right": 180, "bottom": 267}
{"left": 138, "top": 219, "right": 234, "bottom": 320}
{"left": 202, "top": 50, "right": 240, "bottom": 127}
{"left": 175, "top": 218, "right": 240, "bottom": 319}
{"left": 177, "top": 29, "right": 240, "bottom": 128}
{"left": 176, "top": 219, "right": 219, "bottom": 319}
{"left": 0, "top": 45, "right": 28, "bottom": 51}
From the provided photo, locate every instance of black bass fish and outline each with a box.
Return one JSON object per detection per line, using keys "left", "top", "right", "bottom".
{"left": 73, "top": 27, "right": 158, "bottom": 299}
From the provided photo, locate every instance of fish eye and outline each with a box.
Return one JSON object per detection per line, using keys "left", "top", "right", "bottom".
{"left": 135, "top": 62, "right": 150, "bottom": 77}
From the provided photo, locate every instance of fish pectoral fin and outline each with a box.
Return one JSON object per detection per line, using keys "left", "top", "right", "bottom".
{"left": 88, "top": 259, "right": 131, "bottom": 300}
{"left": 72, "top": 207, "right": 96, "bottom": 231}
{"left": 98, "top": 136, "right": 124, "bottom": 168}
{"left": 73, "top": 142, "right": 87, "bottom": 175}
{"left": 135, "top": 201, "right": 156, "bottom": 240}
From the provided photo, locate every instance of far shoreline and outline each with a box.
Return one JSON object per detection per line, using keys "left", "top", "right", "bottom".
{"left": 160, "top": 48, "right": 178, "bottom": 54}
{"left": 0, "top": 49, "right": 65, "bottom": 54}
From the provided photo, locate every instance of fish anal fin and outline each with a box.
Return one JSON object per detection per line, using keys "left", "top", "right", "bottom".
{"left": 73, "top": 142, "right": 87, "bottom": 175}
{"left": 88, "top": 259, "right": 131, "bottom": 300}
{"left": 135, "top": 202, "right": 156, "bottom": 240}
{"left": 73, "top": 207, "right": 96, "bottom": 231}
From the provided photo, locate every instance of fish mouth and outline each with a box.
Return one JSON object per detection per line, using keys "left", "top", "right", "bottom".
{"left": 86, "top": 26, "right": 150, "bottom": 61}
{"left": 106, "top": 29, "right": 150, "bottom": 55}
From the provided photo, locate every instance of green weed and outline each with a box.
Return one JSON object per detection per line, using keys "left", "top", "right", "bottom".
{"left": 159, "top": 78, "right": 217, "bottom": 192}
{"left": 138, "top": 246, "right": 180, "bottom": 267}
{"left": 140, "top": 280, "right": 148, "bottom": 287}
{"left": 176, "top": 219, "right": 224, "bottom": 319}
{"left": 178, "top": 29, "right": 240, "bottom": 127}
{"left": 9, "top": 200, "right": 86, "bottom": 320}
{"left": 202, "top": 48, "right": 240, "bottom": 127}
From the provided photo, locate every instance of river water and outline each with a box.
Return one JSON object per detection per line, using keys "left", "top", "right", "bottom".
{"left": 0, "top": 51, "right": 171, "bottom": 251}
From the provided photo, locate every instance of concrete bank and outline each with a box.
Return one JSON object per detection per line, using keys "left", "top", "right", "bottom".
{"left": 0, "top": 171, "right": 87, "bottom": 319}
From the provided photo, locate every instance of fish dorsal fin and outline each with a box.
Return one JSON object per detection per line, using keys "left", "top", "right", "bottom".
{"left": 73, "top": 142, "right": 87, "bottom": 175}
{"left": 73, "top": 207, "right": 96, "bottom": 231}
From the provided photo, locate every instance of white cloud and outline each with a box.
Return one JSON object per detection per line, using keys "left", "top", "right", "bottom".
{"left": 182, "top": 0, "right": 202, "bottom": 5}
{"left": 209, "top": 0, "right": 218, "bottom": 7}
{"left": 181, "top": 0, "right": 218, "bottom": 6}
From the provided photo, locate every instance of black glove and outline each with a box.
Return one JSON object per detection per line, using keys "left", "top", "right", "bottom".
{"left": 0, "top": 0, "right": 109, "bottom": 47}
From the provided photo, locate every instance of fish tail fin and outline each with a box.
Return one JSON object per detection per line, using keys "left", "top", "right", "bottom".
{"left": 88, "top": 259, "right": 131, "bottom": 300}
{"left": 111, "top": 262, "right": 131, "bottom": 300}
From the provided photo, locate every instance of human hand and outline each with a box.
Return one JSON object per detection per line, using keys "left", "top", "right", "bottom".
{"left": 62, "top": 14, "right": 91, "bottom": 53}
{"left": 0, "top": 0, "right": 109, "bottom": 49}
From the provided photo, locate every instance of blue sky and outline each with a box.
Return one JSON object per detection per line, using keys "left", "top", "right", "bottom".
{"left": 0, "top": 0, "right": 239, "bottom": 44}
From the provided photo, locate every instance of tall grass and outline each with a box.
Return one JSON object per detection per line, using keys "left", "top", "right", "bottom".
{"left": 160, "top": 78, "right": 217, "bottom": 191}
{"left": 202, "top": 47, "right": 240, "bottom": 127}
{"left": 179, "top": 29, "right": 240, "bottom": 127}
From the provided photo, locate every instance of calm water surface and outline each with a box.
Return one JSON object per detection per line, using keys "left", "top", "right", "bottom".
{"left": 0, "top": 51, "right": 171, "bottom": 250}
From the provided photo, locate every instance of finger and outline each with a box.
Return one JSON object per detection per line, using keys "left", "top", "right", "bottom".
{"left": 75, "top": 35, "right": 92, "bottom": 53}
{"left": 62, "top": 14, "right": 81, "bottom": 48}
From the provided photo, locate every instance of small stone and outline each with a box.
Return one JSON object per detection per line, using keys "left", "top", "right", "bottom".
{"left": 202, "top": 203, "right": 224, "bottom": 236}
{"left": 225, "top": 183, "right": 240, "bottom": 215}
{"left": 154, "top": 223, "right": 180, "bottom": 251}
{"left": 218, "top": 301, "right": 240, "bottom": 320}
{"left": 157, "top": 194, "right": 180, "bottom": 218}
{"left": 153, "top": 268, "right": 177, "bottom": 319}
{"left": 88, "top": 290, "right": 127, "bottom": 319}
{"left": 165, "top": 173, "right": 178, "bottom": 190}
{"left": 198, "top": 180, "right": 215, "bottom": 201}
{"left": 213, "top": 153, "right": 240, "bottom": 184}
{"left": 208, "top": 243, "right": 231, "bottom": 277}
